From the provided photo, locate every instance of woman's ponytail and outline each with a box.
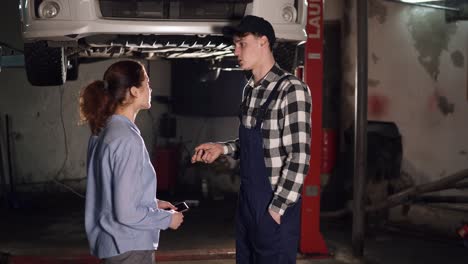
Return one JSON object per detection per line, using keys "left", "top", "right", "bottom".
{"left": 80, "top": 80, "right": 116, "bottom": 135}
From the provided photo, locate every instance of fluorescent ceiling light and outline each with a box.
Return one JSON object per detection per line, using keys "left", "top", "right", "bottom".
{"left": 386, "top": 0, "right": 460, "bottom": 12}
{"left": 399, "top": 0, "right": 441, "bottom": 3}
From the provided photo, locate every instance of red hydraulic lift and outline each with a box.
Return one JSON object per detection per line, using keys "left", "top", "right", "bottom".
{"left": 299, "top": 0, "right": 329, "bottom": 255}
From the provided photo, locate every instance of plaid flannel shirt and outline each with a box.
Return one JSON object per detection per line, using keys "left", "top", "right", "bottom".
{"left": 222, "top": 64, "right": 312, "bottom": 215}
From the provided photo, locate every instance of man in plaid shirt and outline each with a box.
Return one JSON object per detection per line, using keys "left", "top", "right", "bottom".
{"left": 192, "top": 15, "right": 311, "bottom": 264}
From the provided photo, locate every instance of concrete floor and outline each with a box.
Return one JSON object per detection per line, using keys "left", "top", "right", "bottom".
{"left": 0, "top": 192, "right": 467, "bottom": 264}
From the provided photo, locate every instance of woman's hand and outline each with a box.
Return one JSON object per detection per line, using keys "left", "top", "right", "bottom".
{"left": 157, "top": 200, "right": 176, "bottom": 210}
{"left": 169, "top": 212, "right": 184, "bottom": 230}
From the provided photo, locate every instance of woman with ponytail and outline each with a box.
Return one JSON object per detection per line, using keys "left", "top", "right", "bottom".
{"left": 80, "top": 60, "right": 184, "bottom": 264}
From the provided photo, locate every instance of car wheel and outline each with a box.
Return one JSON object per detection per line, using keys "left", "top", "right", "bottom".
{"left": 24, "top": 41, "right": 66, "bottom": 86}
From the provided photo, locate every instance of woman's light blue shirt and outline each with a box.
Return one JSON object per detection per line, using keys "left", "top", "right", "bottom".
{"left": 85, "top": 115, "right": 172, "bottom": 259}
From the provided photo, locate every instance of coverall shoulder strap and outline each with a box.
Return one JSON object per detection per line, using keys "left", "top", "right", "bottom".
{"left": 255, "top": 74, "right": 292, "bottom": 127}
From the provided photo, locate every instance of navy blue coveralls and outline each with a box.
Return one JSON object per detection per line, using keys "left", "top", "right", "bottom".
{"left": 236, "top": 76, "right": 301, "bottom": 264}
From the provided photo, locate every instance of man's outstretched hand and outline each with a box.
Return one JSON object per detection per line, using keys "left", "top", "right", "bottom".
{"left": 191, "top": 143, "right": 224, "bottom": 164}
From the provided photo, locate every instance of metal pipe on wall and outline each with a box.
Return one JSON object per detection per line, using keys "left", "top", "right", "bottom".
{"left": 0, "top": 114, "right": 7, "bottom": 208}
{"left": 320, "top": 168, "right": 468, "bottom": 218}
{"left": 352, "top": 0, "right": 368, "bottom": 258}
{"left": 5, "top": 115, "right": 15, "bottom": 195}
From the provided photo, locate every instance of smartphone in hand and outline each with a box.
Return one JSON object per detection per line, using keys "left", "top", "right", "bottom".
{"left": 174, "top": 202, "right": 189, "bottom": 213}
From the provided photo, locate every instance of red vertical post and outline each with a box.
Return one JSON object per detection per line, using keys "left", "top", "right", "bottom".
{"left": 300, "top": 0, "right": 328, "bottom": 255}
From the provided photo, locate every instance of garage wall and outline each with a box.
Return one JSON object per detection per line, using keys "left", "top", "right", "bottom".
{"left": 343, "top": 0, "right": 468, "bottom": 231}
{"left": 344, "top": 0, "right": 468, "bottom": 187}
{"left": 0, "top": 56, "right": 172, "bottom": 193}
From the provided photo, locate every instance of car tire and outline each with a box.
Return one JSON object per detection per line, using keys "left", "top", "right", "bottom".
{"left": 24, "top": 41, "right": 66, "bottom": 86}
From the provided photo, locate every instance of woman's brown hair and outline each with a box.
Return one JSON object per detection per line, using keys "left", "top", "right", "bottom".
{"left": 80, "top": 60, "right": 145, "bottom": 135}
